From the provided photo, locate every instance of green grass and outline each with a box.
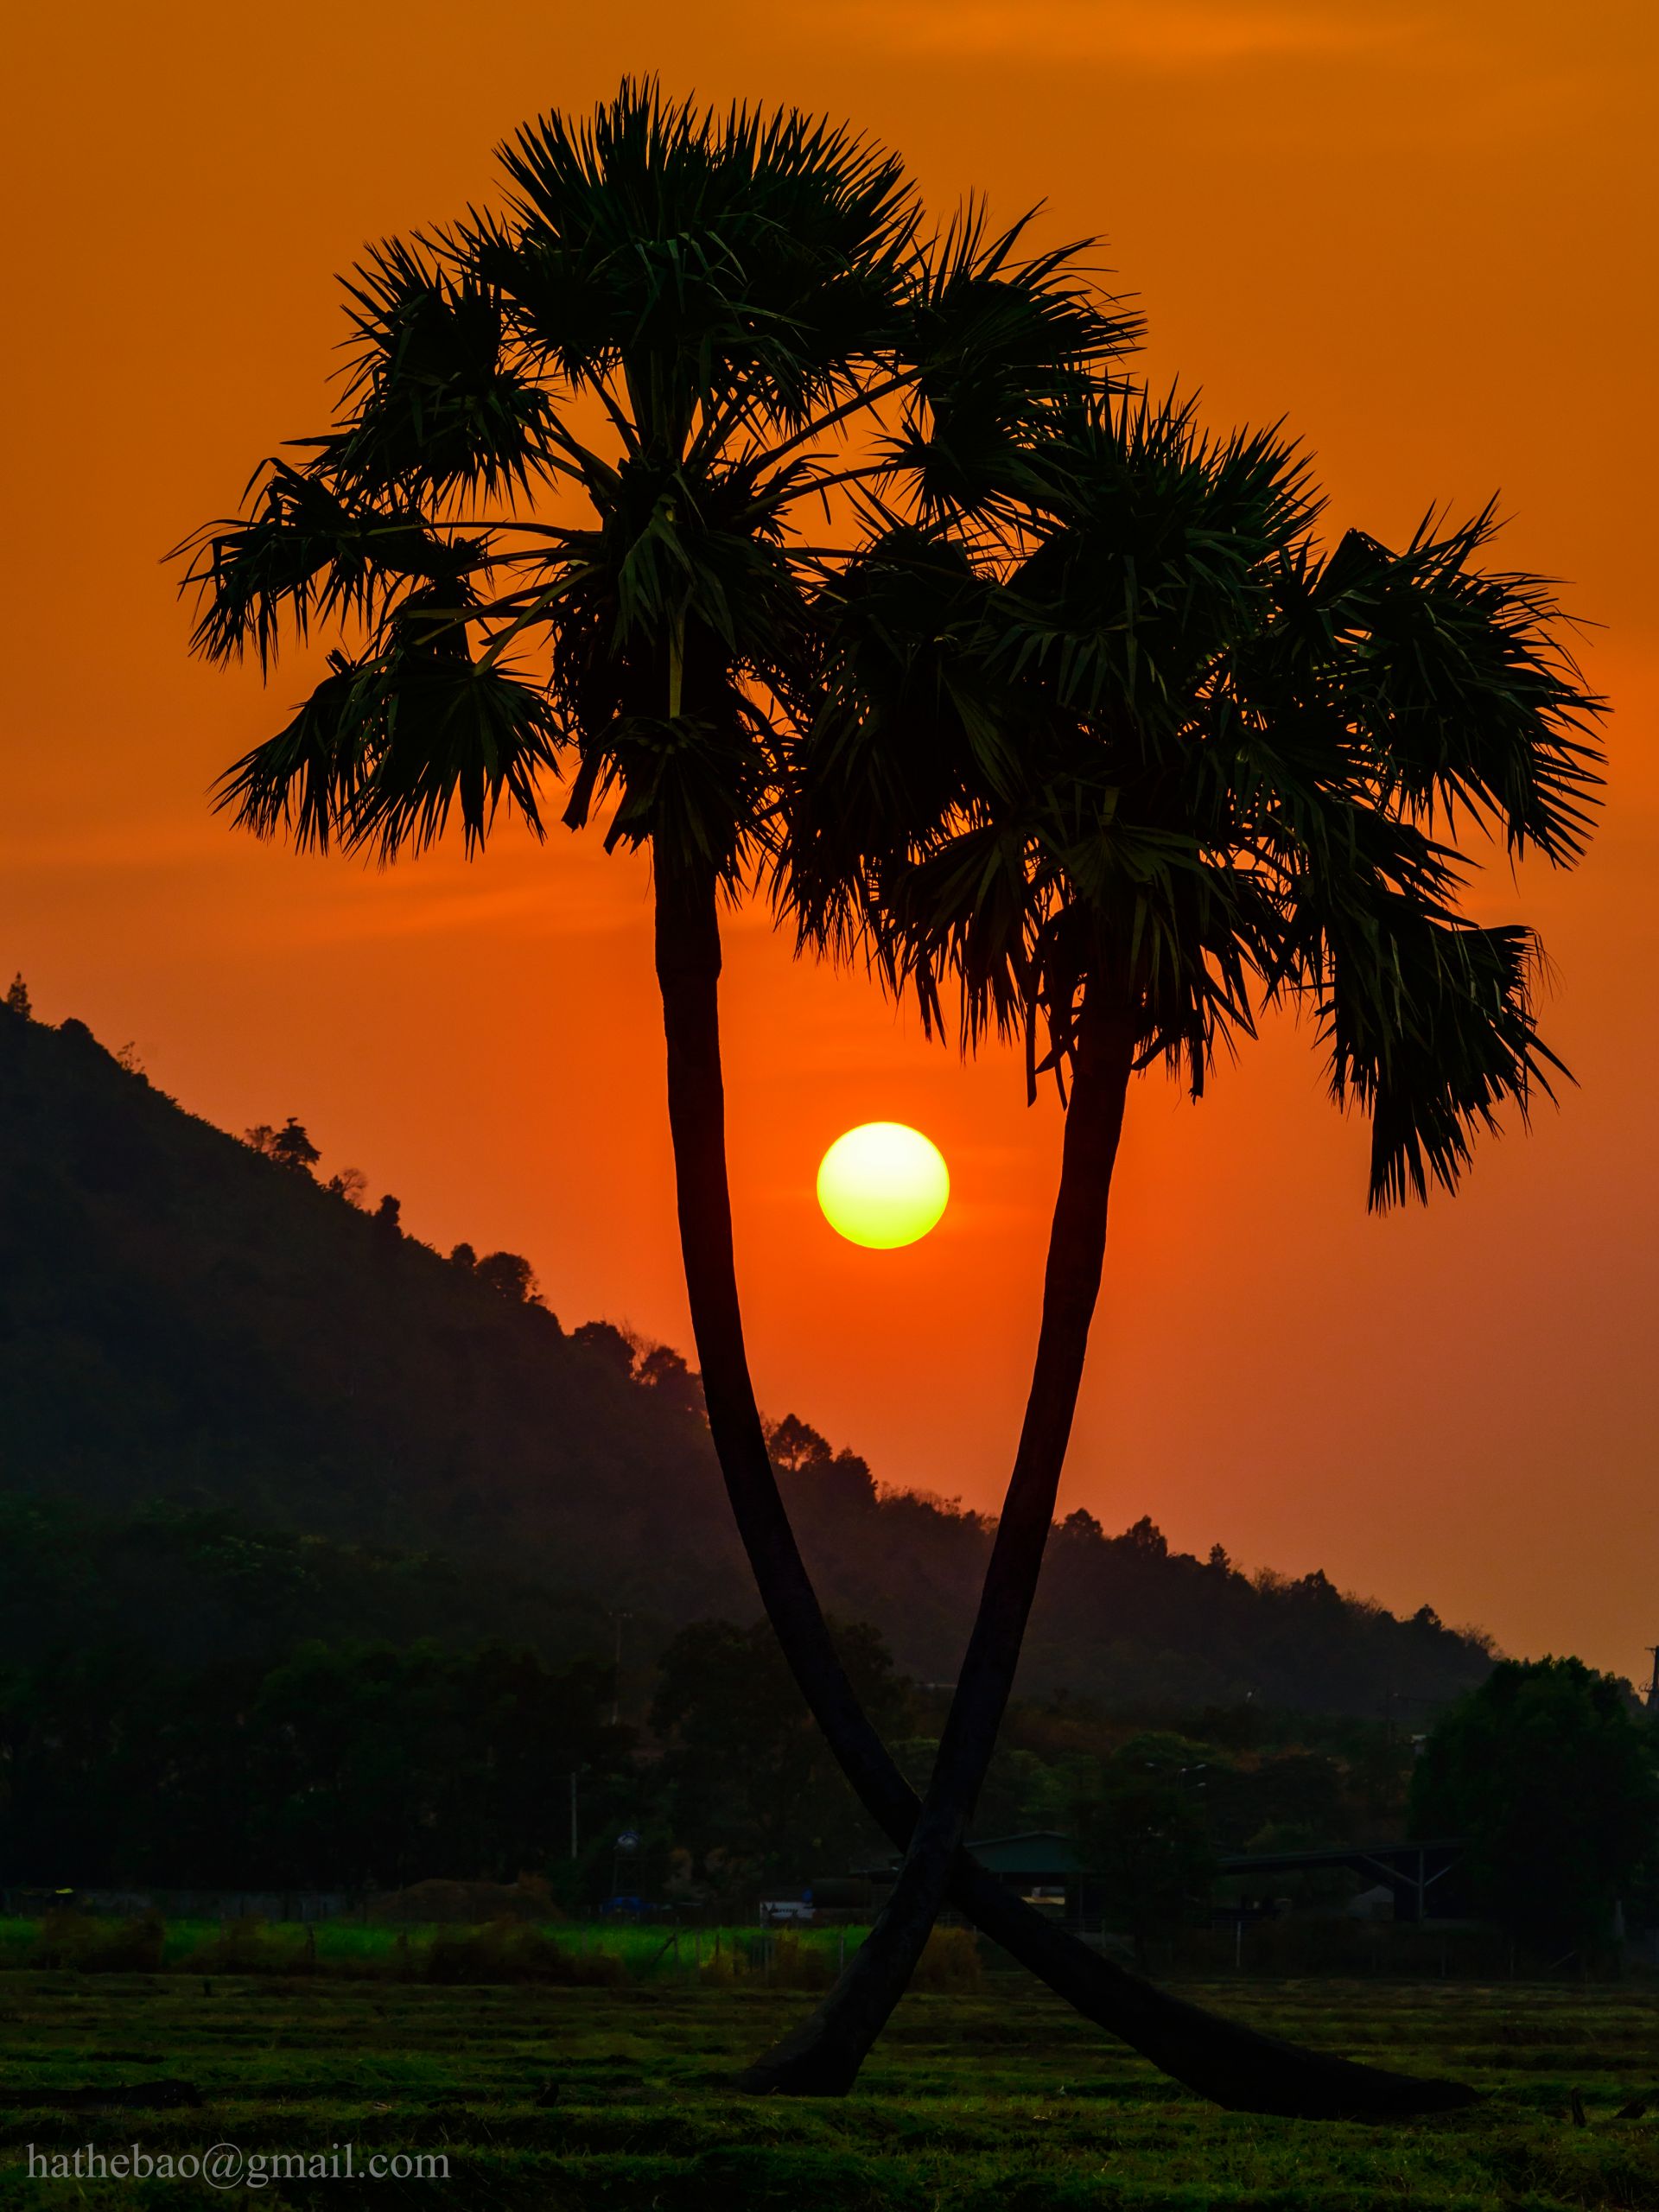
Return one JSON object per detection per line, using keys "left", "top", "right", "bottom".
{"left": 2, "top": 1973, "right": 1656, "bottom": 2208}
{"left": 0, "top": 1916, "right": 872, "bottom": 1985}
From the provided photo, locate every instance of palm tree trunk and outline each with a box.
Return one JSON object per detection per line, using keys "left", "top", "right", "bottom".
{"left": 739, "top": 993, "right": 1135, "bottom": 2092}
{"left": 652, "top": 858, "right": 1475, "bottom": 2120}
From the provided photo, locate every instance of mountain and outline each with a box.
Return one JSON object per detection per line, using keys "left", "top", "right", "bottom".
{"left": 0, "top": 1001, "right": 1494, "bottom": 1714}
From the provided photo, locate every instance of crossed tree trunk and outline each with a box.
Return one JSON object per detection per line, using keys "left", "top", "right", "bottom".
{"left": 741, "top": 994, "right": 1135, "bottom": 2090}
{"left": 652, "top": 859, "right": 1476, "bottom": 2118}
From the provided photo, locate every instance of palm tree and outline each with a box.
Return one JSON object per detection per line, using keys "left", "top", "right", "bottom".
{"left": 751, "top": 389, "right": 1602, "bottom": 2089}
{"left": 178, "top": 85, "right": 1500, "bottom": 2117}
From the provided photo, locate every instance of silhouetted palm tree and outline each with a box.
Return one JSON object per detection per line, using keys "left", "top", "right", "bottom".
{"left": 753, "top": 387, "right": 1602, "bottom": 2088}
{"left": 178, "top": 85, "right": 1513, "bottom": 2116}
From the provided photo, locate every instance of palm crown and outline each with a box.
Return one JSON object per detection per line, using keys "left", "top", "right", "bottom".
{"left": 785, "top": 390, "right": 1602, "bottom": 1206}
{"left": 180, "top": 81, "right": 1133, "bottom": 891}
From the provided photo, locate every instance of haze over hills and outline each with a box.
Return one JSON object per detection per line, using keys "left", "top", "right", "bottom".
{"left": 0, "top": 1000, "right": 1495, "bottom": 1715}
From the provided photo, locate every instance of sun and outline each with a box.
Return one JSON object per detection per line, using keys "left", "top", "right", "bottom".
{"left": 817, "top": 1123, "right": 950, "bottom": 1249}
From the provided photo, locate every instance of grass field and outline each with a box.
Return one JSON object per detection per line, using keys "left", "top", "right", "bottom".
{"left": 0, "top": 1915, "right": 874, "bottom": 1986}
{"left": 3, "top": 1969, "right": 1659, "bottom": 2208}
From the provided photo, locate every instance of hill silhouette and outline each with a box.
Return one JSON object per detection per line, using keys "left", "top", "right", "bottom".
{"left": 0, "top": 1000, "right": 1493, "bottom": 1713}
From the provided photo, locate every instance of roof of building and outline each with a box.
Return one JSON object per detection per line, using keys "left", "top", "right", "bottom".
{"left": 965, "top": 1830, "right": 1084, "bottom": 1878}
{"left": 1217, "top": 1839, "right": 1465, "bottom": 1880}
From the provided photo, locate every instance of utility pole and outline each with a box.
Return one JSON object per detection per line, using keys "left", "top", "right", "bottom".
{"left": 569, "top": 1770, "right": 580, "bottom": 1860}
{"left": 1644, "top": 1646, "right": 1659, "bottom": 1715}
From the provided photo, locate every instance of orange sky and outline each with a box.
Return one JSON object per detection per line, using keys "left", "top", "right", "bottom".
{"left": 5, "top": 1, "right": 1656, "bottom": 1679}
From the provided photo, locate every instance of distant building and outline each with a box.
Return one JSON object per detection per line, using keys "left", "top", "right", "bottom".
{"left": 1215, "top": 1839, "right": 1472, "bottom": 1924}
{"left": 957, "top": 1831, "right": 1084, "bottom": 1916}
{"left": 855, "top": 1829, "right": 1474, "bottom": 1930}
{"left": 856, "top": 1830, "right": 1090, "bottom": 1923}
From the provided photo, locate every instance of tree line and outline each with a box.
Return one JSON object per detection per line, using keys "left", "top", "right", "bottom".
{"left": 5, "top": 1600, "right": 1650, "bottom": 1969}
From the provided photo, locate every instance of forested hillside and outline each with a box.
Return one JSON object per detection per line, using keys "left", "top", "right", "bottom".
{"left": 0, "top": 1000, "right": 1493, "bottom": 1714}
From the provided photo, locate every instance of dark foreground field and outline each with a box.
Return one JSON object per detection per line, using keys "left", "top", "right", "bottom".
{"left": 3, "top": 1974, "right": 1657, "bottom": 2209}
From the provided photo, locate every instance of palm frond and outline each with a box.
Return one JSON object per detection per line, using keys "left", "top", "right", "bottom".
{"left": 486, "top": 79, "right": 917, "bottom": 449}
{"left": 887, "top": 204, "right": 1141, "bottom": 518}
{"left": 348, "top": 638, "right": 567, "bottom": 861}
{"left": 326, "top": 237, "right": 559, "bottom": 500}
{"left": 571, "top": 696, "right": 779, "bottom": 885}
{"left": 1317, "top": 511, "right": 1605, "bottom": 862}
{"left": 782, "top": 526, "right": 1017, "bottom": 960}
{"left": 177, "top": 461, "right": 474, "bottom": 671}
{"left": 1319, "top": 896, "right": 1563, "bottom": 1208}
{"left": 214, "top": 606, "right": 564, "bottom": 861}
{"left": 213, "top": 649, "right": 378, "bottom": 850}
{"left": 994, "top": 392, "right": 1318, "bottom": 733}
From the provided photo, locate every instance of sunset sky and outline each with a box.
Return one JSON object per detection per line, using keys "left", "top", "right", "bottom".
{"left": 5, "top": 1, "right": 1655, "bottom": 1679}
